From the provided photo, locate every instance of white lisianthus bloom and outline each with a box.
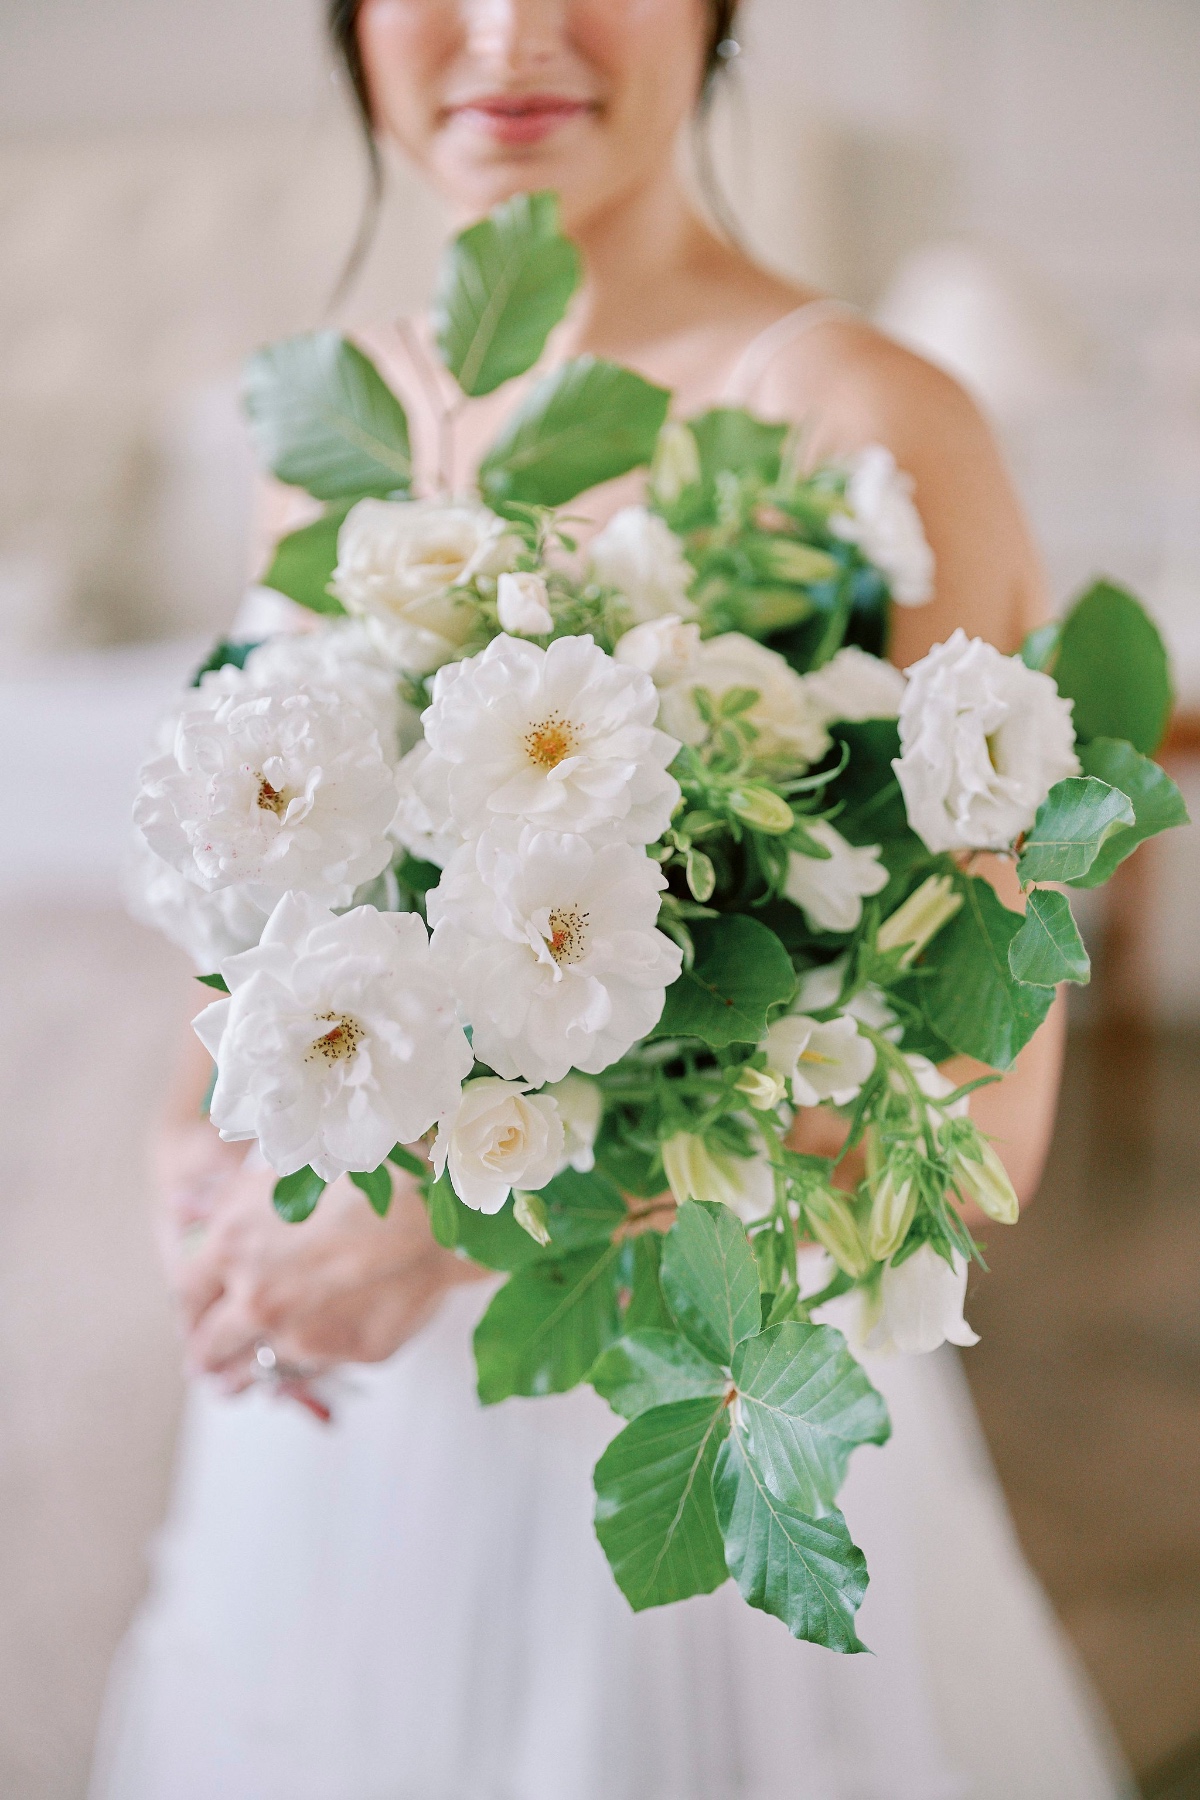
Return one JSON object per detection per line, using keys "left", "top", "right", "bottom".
{"left": 800, "top": 645, "right": 907, "bottom": 724}
{"left": 134, "top": 682, "right": 397, "bottom": 908}
{"left": 330, "top": 498, "right": 519, "bottom": 674}
{"left": 391, "top": 742, "right": 459, "bottom": 869}
{"left": 428, "top": 824, "right": 683, "bottom": 1086}
{"left": 432, "top": 1077, "right": 564, "bottom": 1214}
{"left": 661, "top": 1131, "right": 775, "bottom": 1223}
{"left": 783, "top": 819, "right": 889, "bottom": 934}
{"left": 656, "top": 632, "right": 831, "bottom": 772}
{"left": 831, "top": 445, "right": 935, "bottom": 607}
{"left": 123, "top": 832, "right": 271, "bottom": 971}
{"left": 496, "top": 570, "right": 554, "bottom": 637}
{"left": 544, "top": 1074, "right": 604, "bottom": 1172}
{"left": 793, "top": 957, "right": 900, "bottom": 1039}
{"left": 588, "top": 505, "right": 697, "bottom": 623}
{"left": 894, "top": 629, "right": 1080, "bottom": 853}
{"left": 612, "top": 615, "right": 702, "bottom": 685}
{"left": 193, "top": 894, "right": 473, "bottom": 1182}
{"left": 762, "top": 1013, "right": 876, "bottom": 1107}
{"left": 419, "top": 634, "right": 680, "bottom": 846}
{"left": 240, "top": 620, "right": 418, "bottom": 761}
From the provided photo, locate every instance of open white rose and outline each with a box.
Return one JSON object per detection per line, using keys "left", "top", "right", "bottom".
{"left": 391, "top": 741, "right": 459, "bottom": 869}
{"left": 800, "top": 645, "right": 907, "bottom": 724}
{"left": 330, "top": 498, "right": 518, "bottom": 674}
{"left": 612, "top": 615, "right": 702, "bottom": 685}
{"left": 134, "top": 681, "right": 397, "bottom": 908}
{"left": 240, "top": 620, "right": 418, "bottom": 762}
{"left": 832, "top": 445, "right": 935, "bottom": 607}
{"left": 544, "top": 1074, "right": 604, "bottom": 1173}
{"left": 193, "top": 893, "right": 473, "bottom": 1182}
{"left": 656, "top": 632, "right": 831, "bottom": 772}
{"left": 428, "top": 824, "right": 683, "bottom": 1087}
{"left": 784, "top": 819, "right": 889, "bottom": 934}
{"left": 587, "top": 505, "right": 696, "bottom": 623}
{"left": 661, "top": 1131, "right": 775, "bottom": 1223}
{"left": 762, "top": 1013, "right": 876, "bottom": 1107}
{"left": 432, "top": 1077, "right": 564, "bottom": 1214}
{"left": 123, "top": 832, "right": 271, "bottom": 972}
{"left": 496, "top": 571, "right": 554, "bottom": 637}
{"left": 419, "top": 634, "right": 680, "bottom": 846}
{"left": 894, "top": 629, "right": 1079, "bottom": 853}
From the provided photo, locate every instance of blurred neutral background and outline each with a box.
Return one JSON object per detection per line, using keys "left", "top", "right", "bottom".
{"left": 1, "top": 2, "right": 1197, "bottom": 1795}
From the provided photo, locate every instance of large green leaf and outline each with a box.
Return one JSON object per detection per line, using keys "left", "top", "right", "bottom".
{"left": 1008, "top": 889, "right": 1091, "bottom": 987}
{"left": 433, "top": 190, "right": 580, "bottom": 397}
{"left": 660, "top": 1200, "right": 762, "bottom": 1367}
{"left": 473, "top": 1241, "right": 623, "bottom": 1403}
{"left": 1052, "top": 580, "right": 1173, "bottom": 753}
{"left": 624, "top": 1230, "right": 676, "bottom": 1331}
{"left": 691, "top": 408, "right": 788, "bottom": 488}
{"left": 1071, "top": 738, "right": 1190, "bottom": 887}
{"left": 242, "top": 332, "right": 412, "bottom": 500}
{"left": 731, "top": 1322, "right": 890, "bottom": 1516}
{"left": 478, "top": 356, "right": 670, "bottom": 510}
{"left": 593, "top": 1396, "right": 731, "bottom": 1610}
{"left": 1016, "top": 777, "right": 1135, "bottom": 884}
{"left": 713, "top": 1430, "right": 869, "bottom": 1652}
{"left": 654, "top": 914, "right": 796, "bottom": 1048}
{"left": 536, "top": 1166, "right": 629, "bottom": 1255}
{"left": 272, "top": 1165, "right": 326, "bottom": 1223}
{"left": 919, "top": 875, "right": 1056, "bottom": 1068}
{"left": 591, "top": 1328, "right": 727, "bottom": 1421}
{"left": 261, "top": 509, "right": 348, "bottom": 617}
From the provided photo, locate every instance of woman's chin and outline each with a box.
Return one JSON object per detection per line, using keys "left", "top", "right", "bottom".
{"left": 433, "top": 127, "right": 607, "bottom": 220}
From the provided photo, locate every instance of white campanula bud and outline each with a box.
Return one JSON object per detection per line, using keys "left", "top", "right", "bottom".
{"left": 650, "top": 420, "right": 701, "bottom": 505}
{"left": 734, "top": 1065, "right": 788, "bottom": 1111}
{"left": 942, "top": 1118, "right": 1020, "bottom": 1225}
{"left": 877, "top": 873, "right": 963, "bottom": 965}
{"left": 803, "top": 1188, "right": 872, "bottom": 1279}
{"left": 866, "top": 1158, "right": 919, "bottom": 1261}
{"left": 729, "top": 785, "right": 795, "bottom": 834}
{"left": 661, "top": 1131, "right": 774, "bottom": 1222}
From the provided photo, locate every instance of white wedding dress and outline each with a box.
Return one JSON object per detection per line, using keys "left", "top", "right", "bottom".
{"left": 92, "top": 304, "right": 1131, "bottom": 1798}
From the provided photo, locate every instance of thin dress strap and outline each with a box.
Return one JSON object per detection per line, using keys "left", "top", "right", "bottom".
{"left": 720, "top": 297, "right": 859, "bottom": 408}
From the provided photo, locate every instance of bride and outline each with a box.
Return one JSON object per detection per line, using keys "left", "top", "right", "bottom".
{"left": 92, "top": 3, "right": 1131, "bottom": 1796}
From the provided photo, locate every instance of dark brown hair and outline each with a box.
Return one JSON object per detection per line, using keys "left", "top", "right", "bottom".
{"left": 326, "top": 0, "right": 742, "bottom": 297}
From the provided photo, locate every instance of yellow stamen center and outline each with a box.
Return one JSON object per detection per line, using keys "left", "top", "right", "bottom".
{"left": 546, "top": 907, "right": 589, "bottom": 965}
{"left": 306, "top": 1013, "right": 364, "bottom": 1065}
{"left": 524, "top": 714, "right": 577, "bottom": 770}
{"left": 257, "top": 777, "right": 289, "bottom": 817}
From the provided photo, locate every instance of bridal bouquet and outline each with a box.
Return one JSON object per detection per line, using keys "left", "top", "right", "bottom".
{"left": 130, "top": 194, "right": 1186, "bottom": 1652}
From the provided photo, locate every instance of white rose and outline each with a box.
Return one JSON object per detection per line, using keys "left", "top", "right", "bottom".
{"left": 134, "top": 679, "right": 397, "bottom": 909}
{"left": 193, "top": 893, "right": 473, "bottom": 1182}
{"left": 660, "top": 1131, "right": 775, "bottom": 1223}
{"left": 783, "top": 819, "right": 889, "bottom": 934}
{"left": 419, "top": 634, "right": 680, "bottom": 846}
{"left": 123, "top": 832, "right": 271, "bottom": 971}
{"left": 544, "top": 1074, "right": 604, "bottom": 1172}
{"left": 391, "top": 741, "right": 459, "bottom": 869}
{"left": 831, "top": 445, "right": 935, "bottom": 607}
{"left": 656, "top": 632, "right": 831, "bottom": 772}
{"left": 761, "top": 1013, "right": 876, "bottom": 1108}
{"left": 587, "top": 506, "right": 696, "bottom": 623}
{"left": 612, "top": 615, "right": 702, "bottom": 685}
{"left": 428, "top": 823, "right": 683, "bottom": 1087}
{"left": 496, "top": 570, "right": 554, "bottom": 637}
{"left": 330, "top": 498, "right": 519, "bottom": 674}
{"left": 893, "top": 629, "right": 1080, "bottom": 853}
{"left": 800, "top": 645, "right": 907, "bottom": 724}
{"left": 240, "top": 620, "right": 418, "bottom": 761}
{"left": 432, "top": 1077, "right": 564, "bottom": 1214}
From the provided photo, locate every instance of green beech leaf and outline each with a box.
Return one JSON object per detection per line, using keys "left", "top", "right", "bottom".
{"left": 1052, "top": 580, "right": 1173, "bottom": 753}
{"left": 272, "top": 1166, "right": 326, "bottom": 1224}
{"left": 473, "top": 1241, "right": 623, "bottom": 1403}
{"left": 593, "top": 1396, "right": 731, "bottom": 1610}
{"left": 1008, "top": 890, "right": 1091, "bottom": 987}
{"left": 713, "top": 1429, "right": 869, "bottom": 1652}
{"left": 624, "top": 1231, "right": 675, "bottom": 1331}
{"left": 388, "top": 1143, "right": 428, "bottom": 1179}
{"left": 591, "top": 1328, "right": 727, "bottom": 1421}
{"left": 478, "top": 356, "right": 669, "bottom": 510}
{"left": 1070, "top": 738, "right": 1190, "bottom": 887}
{"left": 190, "top": 638, "right": 261, "bottom": 685}
{"left": 1016, "top": 777, "right": 1135, "bottom": 884}
{"left": 261, "top": 509, "right": 349, "bottom": 616}
{"left": 654, "top": 914, "right": 796, "bottom": 1048}
{"left": 242, "top": 332, "right": 412, "bottom": 500}
{"left": 660, "top": 1200, "right": 761, "bottom": 1367}
{"left": 731, "top": 1321, "right": 890, "bottom": 1516}
{"left": 426, "top": 1172, "right": 460, "bottom": 1249}
{"left": 349, "top": 1164, "right": 394, "bottom": 1216}
{"left": 919, "top": 875, "right": 1056, "bottom": 1068}
{"left": 690, "top": 408, "right": 788, "bottom": 488}
{"left": 433, "top": 190, "right": 581, "bottom": 397}
{"left": 1019, "top": 620, "right": 1060, "bottom": 671}
{"left": 536, "top": 1166, "right": 629, "bottom": 1255}
{"left": 195, "top": 972, "right": 230, "bottom": 993}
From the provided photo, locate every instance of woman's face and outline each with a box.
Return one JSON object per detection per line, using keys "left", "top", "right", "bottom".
{"left": 356, "top": 0, "right": 711, "bottom": 226}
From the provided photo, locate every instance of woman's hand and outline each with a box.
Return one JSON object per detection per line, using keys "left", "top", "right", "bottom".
{"left": 161, "top": 1137, "right": 485, "bottom": 1393}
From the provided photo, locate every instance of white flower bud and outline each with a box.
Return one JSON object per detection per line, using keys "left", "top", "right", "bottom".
{"left": 734, "top": 1066, "right": 787, "bottom": 1110}
{"left": 661, "top": 1131, "right": 774, "bottom": 1222}
{"left": 867, "top": 1164, "right": 918, "bottom": 1261}
{"left": 877, "top": 874, "right": 963, "bottom": 965}
{"left": 513, "top": 1189, "right": 552, "bottom": 1245}
{"left": 544, "top": 1074, "right": 603, "bottom": 1173}
{"left": 943, "top": 1121, "right": 1020, "bottom": 1225}
{"left": 803, "top": 1188, "right": 872, "bottom": 1279}
{"left": 650, "top": 421, "right": 701, "bottom": 505}
{"left": 729, "top": 786, "right": 795, "bottom": 834}
{"left": 613, "top": 614, "right": 703, "bottom": 685}
{"left": 496, "top": 570, "right": 554, "bottom": 636}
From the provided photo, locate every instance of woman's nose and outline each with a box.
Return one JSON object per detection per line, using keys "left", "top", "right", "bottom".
{"left": 461, "top": 0, "right": 565, "bottom": 72}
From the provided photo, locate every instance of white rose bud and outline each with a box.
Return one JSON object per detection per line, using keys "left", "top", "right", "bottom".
{"left": 650, "top": 420, "right": 701, "bottom": 505}
{"left": 613, "top": 615, "right": 702, "bottom": 686}
{"left": 432, "top": 1077, "right": 565, "bottom": 1214}
{"left": 877, "top": 873, "right": 963, "bottom": 965}
{"left": 496, "top": 570, "right": 554, "bottom": 637}
{"left": 513, "top": 1189, "right": 552, "bottom": 1245}
{"left": 588, "top": 505, "right": 696, "bottom": 623}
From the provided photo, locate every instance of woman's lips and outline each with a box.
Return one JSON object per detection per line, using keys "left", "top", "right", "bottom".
{"left": 449, "top": 96, "right": 595, "bottom": 147}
